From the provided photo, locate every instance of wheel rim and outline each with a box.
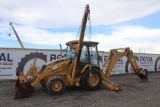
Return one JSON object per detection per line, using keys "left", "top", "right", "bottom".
{"left": 89, "top": 74, "right": 99, "bottom": 86}
{"left": 52, "top": 81, "right": 62, "bottom": 91}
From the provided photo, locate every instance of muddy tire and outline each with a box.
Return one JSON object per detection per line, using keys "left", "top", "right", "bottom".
{"left": 80, "top": 68, "right": 102, "bottom": 91}
{"left": 46, "top": 76, "right": 65, "bottom": 95}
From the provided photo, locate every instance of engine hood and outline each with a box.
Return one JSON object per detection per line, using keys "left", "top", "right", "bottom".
{"left": 45, "top": 57, "right": 71, "bottom": 67}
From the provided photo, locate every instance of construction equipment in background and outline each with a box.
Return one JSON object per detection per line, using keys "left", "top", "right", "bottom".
{"left": 13, "top": 4, "right": 148, "bottom": 99}
{"left": 9, "top": 22, "right": 24, "bottom": 49}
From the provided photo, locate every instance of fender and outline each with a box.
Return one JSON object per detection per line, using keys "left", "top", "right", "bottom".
{"left": 80, "top": 64, "right": 100, "bottom": 74}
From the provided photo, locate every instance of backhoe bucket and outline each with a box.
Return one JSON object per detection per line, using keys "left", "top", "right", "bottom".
{"left": 137, "top": 69, "right": 148, "bottom": 81}
{"left": 13, "top": 79, "right": 34, "bottom": 99}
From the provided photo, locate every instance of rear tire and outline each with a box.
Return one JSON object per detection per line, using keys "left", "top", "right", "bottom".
{"left": 80, "top": 68, "right": 102, "bottom": 91}
{"left": 46, "top": 76, "right": 65, "bottom": 95}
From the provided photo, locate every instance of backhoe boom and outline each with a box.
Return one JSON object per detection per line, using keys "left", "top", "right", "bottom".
{"left": 100, "top": 47, "right": 148, "bottom": 91}
{"left": 101, "top": 47, "right": 148, "bottom": 80}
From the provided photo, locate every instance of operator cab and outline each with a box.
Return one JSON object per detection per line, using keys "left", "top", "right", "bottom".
{"left": 80, "top": 41, "right": 99, "bottom": 65}
{"left": 66, "top": 40, "right": 99, "bottom": 72}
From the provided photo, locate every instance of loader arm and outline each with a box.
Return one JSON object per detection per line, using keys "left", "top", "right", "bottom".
{"left": 101, "top": 47, "right": 148, "bottom": 91}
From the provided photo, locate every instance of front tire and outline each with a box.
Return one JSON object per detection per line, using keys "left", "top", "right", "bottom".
{"left": 46, "top": 76, "right": 65, "bottom": 95}
{"left": 80, "top": 68, "right": 102, "bottom": 91}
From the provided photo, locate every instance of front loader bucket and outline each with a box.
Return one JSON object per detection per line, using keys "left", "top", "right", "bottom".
{"left": 13, "top": 79, "right": 34, "bottom": 99}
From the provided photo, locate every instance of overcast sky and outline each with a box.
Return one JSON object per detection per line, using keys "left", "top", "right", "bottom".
{"left": 0, "top": 0, "right": 160, "bottom": 53}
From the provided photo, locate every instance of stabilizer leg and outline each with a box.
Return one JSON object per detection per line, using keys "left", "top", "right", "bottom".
{"left": 102, "top": 78, "right": 121, "bottom": 91}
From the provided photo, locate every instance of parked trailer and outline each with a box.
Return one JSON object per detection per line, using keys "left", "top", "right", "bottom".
{"left": 0, "top": 47, "right": 160, "bottom": 79}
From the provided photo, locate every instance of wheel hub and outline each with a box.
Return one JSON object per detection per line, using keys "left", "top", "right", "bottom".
{"left": 52, "top": 81, "right": 62, "bottom": 91}
{"left": 89, "top": 74, "right": 99, "bottom": 86}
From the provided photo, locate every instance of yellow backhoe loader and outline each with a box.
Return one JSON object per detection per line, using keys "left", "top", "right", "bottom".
{"left": 13, "top": 4, "right": 148, "bottom": 99}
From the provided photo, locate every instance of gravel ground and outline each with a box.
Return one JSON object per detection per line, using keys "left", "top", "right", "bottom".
{"left": 0, "top": 72, "right": 160, "bottom": 107}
